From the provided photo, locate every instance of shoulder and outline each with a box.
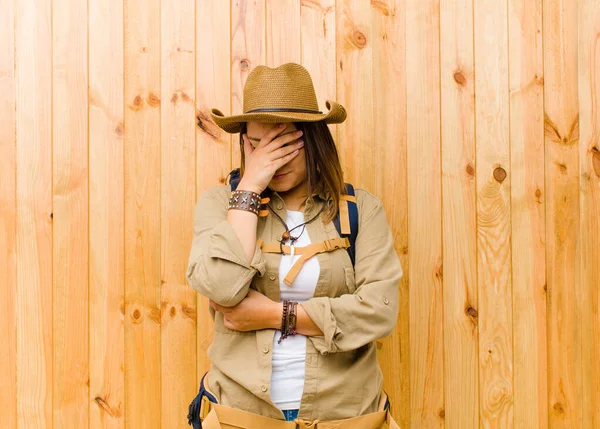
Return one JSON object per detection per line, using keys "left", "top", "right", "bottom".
{"left": 353, "top": 187, "right": 383, "bottom": 214}
{"left": 199, "top": 184, "right": 231, "bottom": 204}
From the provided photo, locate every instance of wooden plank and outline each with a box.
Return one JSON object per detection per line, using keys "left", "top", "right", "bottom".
{"left": 0, "top": 0, "right": 17, "bottom": 427}
{"left": 266, "top": 0, "right": 301, "bottom": 66}
{"left": 123, "top": 0, "right": 162, "bottom": 425}
{"left": 300, "top": 0, "right": 336, "bottom": 136}
{"left": 52, "top": 0, "right": 89, "bottom": 426}
{"left": 577, "top": 0, "right": 600, "bottom": 426}
{"left": 542, "top": 0, "right": 582, "bottom": 427}
{"left": 88, "top": 0, "right": 125, "bottom": 426}
{"left": 195, "top": 0, "right": 231, "bottom": 376}
{"left": 231, "top": 0, "right": 265, "bottom": 168}
{"left": 370, "top": 0, "right": 409, "bottom": 424}
{"left": 15, "top": 0, "right": 54, "bottom": 427}
{"left": 508, "top": 0, "right": 547, "bottom": 428}
{"left": 474, "top": 0, "right": 514, "bottom": 426}
{"left": 160, "top": 0, "right": 197, "bottom": 426}
{"left": 439, "top": 0, "right": 478, "bottom": 427}
{"left": 405, "top": 0, "right": 444, "bottom": 426}
{"left": 336, "top": 0, "right": 375, "bottom": 191}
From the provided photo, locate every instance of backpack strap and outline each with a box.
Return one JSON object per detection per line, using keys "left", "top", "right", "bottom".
{"left": 228, "top": 168, "right": 241, "bottom": 191}
{"left": 333, "top": 183, "right": 359, "bottom": 267}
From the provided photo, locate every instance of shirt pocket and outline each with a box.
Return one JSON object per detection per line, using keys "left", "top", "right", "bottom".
{"left": 343, "top": 266, "right": 356, "bottom": 294}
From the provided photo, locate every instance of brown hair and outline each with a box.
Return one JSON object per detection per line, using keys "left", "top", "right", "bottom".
{"left": 238, "top": 120, "right": 346, "bottom": 224}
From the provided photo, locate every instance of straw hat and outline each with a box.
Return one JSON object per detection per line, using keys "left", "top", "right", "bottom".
{"left": 210, "top": 63, "right": 347, "bottom": 134}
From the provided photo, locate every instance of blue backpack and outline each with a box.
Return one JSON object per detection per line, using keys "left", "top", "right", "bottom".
{"left": 228, "top": 168, "right": 359, "bottom": 266}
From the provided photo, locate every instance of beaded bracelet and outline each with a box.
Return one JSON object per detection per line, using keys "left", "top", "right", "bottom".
{"left": 278, "top": 300, "right": 298, "bottom": 343}
{"left": 228, "top": 189, "right": 261, "bottom": 215}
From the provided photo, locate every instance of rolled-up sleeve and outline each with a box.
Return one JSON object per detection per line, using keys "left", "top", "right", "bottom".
{"left": 186, "top": 186, "right": 266, "bottom": 307}
{"left": 300, "top": 189, "right": 403, "bottom": 354}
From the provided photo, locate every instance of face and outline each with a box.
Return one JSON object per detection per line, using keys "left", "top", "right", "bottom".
{"left": 245, "top": 121, "right": 307, "bottom": 193}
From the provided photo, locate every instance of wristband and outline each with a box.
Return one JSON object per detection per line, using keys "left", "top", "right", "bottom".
{"left": 228, "top": 189, "right": 261, "bottom": 215}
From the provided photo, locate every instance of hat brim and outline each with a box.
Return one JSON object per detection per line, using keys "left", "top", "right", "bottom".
{"left": 210, "top": 100, "right": 347, "bottom": 134}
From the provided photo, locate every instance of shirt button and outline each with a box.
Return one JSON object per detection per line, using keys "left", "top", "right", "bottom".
{"left": 382, "top": 297, "right": 390, "bottom": 305}
{"left": 261, "top": 385, "right": 268, "bottom": 392}
{"left": 262, "top": 346, "right": 270, "bottom": 354}
{"left": 269, "top": 274, "right": 276, "bottom": 281}
{"left": 276, "top": 203, "right": 283, "bottom": 210}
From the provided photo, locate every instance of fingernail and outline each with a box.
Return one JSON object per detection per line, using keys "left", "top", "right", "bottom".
{"left": 298, "top": 140, "right": 304, "bottom": 147}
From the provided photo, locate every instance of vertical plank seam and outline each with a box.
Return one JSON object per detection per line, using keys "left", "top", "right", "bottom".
{"left": 436, "top": 1, "right": 446, "bottom": 426}
{"left": 472, "top": 0, "right": 481, "bottom": 425}
{"left": 87, "top": 0, "right": 92, "bottom": 425}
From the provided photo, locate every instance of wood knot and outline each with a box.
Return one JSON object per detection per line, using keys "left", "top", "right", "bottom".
{"left": 114, "top": 123, "right": 124, "bottom": 136}
{"left": 438, "top": 408, "right": 445, "bottom": 418}
{"left": 132, "top": 309, "right": 141, "bottom": 321}
{"left": 535, "top": 189, "right": 542, "bottom": 198}
{"left": 197, "top": 110, "right": 220, "bottom": 141}
{"left": 140, "top": 46, "right": 147, "bottom": 53}
{"left": 553, "top": 402, "right": 564, "bottom": 414}
{"left": 149, "top": 307, "right": 161, "bottom": 324}
{"left": 180, "top": 92, "right": 192, "bottom": 103}
{"left": 555, "top": 162, "right": 567, "bottom": 174}
{"left": 147, "top": 92, "right": 161, "bottom": 107}
{"left": 50, "top": 212, "right": 54, "bottom": 219}
{"left": 181, "top": 304, "right": 197, "bottom": 320}
{"left": 493, "top": 167, "right": 507, "bottom": 183}
{"left": 466, "top": 163, "right": 475, "bottom": 176}
{"left": 453, "top": 71, "right": 467, "bottom": 86}
{"left": 170, "top": 306, "right": 176, "bottom": 318}
{"left": 219, "top": 177, "right": 226, "bottom": 184}
{"left": 240, "top": 59, "right": 250, "bottom": 71}
{"left": 466, "top": 306, "right": 478, "bottom": 318}
{"left": 171, "top": 93, "right": 178, "bottom": 103}
{"left": 94, "top": 396, "right": 122, "bottom": 418}
{"left": 351, "top": 30, "right": 367, "bottom": 48}
{"left": 543, "top": 283, "right": 547, "bottom": 292}
{"left": 592, "top": 146, "right": 600, "bottom": 178}
{"left": 130, "top": 95, "right": 143, "bottom": 111}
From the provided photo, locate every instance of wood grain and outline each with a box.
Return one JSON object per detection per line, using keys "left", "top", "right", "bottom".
{"left": 124, "top": 0, "right": 162, "bottom": 425}
{"left": 508, "top": 0, "right": 548, "bottom": 427}
{"left": 266, "top": 0, "right": 301, "bottom": 66}
{"left": 0, "top": 0, "right": 17, "bottom": 427}
{"left": 300, "top": 0, "right": 336, "bottom": 137}
{"left": 474, "top": 0, "right": 514, "bottom": 426}
{"left": 15, "top": 0, "right": 54, "bottom": 426}
{"left": 89, "top": 0, "right": 125, "bottom": 427}
{"left": 371, "top": 0, "right": 409, "bottom": 425}
{"left": 231, "top": 0, "right": 266, "bottom": 168}
{"left": 440, "top": 0, "right": 478, "bottom": 427}
{"left": 543, "top": 0, "right": 582, "bottom": 427}
{"left": 577, "top": 0, "right": 600, "bottom": 426}
{"left": 52, "top": 0, "right": 90, "bottom": 425}
{"left": 195, "top": 0, "right": 231, "bottom": 376}
{"left": 405, "top": 0, "right": 444, "bottom": 426}
{"left": 336, "top": 0, "right": 375, "bottom": 192}
{"left": 160, "top": 0, "right": 198, "bottom": 426}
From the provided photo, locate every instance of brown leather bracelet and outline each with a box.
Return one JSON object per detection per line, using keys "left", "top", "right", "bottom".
{"left": 228, "top": 189, "right": 261, "bottom": 215}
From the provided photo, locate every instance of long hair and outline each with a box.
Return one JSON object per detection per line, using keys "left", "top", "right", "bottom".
{"left": 238, "top": 120, "right": 346, "bottom": 224}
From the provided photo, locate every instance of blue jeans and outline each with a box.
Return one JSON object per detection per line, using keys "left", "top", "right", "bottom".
{"left": 282, "top": 409, "right": 299, "bottom": 421}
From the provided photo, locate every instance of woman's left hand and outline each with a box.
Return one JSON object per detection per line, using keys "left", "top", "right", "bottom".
{"left": 209, "top": 289, "right": 282, "bottom": 332}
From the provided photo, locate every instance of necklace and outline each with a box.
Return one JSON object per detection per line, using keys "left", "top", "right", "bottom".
{"left": 268, "top": 200, "right": 329, "bottom": 257}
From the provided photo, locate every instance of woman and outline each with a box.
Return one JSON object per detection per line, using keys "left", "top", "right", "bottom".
{"left": 186, "top": 63, "right": 403, "bottom": 428}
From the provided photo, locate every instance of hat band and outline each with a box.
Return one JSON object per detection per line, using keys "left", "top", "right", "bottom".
{"left": 245, "top": 107, "right": 323, "bottom": 114}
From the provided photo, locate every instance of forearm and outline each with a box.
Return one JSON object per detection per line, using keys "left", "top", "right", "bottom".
{"left": 268, "top": 302, "right": 323, "bottom": 337}
{"left": 225, "top": 181, "right": 261, "bottom": 263}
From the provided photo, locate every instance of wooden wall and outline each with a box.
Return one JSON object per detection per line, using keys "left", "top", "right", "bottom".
{"left": 0, "top": 0, "right": 599, "bottom": 428}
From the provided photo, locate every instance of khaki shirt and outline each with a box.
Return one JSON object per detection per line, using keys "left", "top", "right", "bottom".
{"left": 186, "top": 184, "right": 403, "bottom": 422}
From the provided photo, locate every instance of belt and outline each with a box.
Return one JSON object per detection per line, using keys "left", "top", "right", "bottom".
{"left": 199, "top": 391, "right": 401, "bottom": 429}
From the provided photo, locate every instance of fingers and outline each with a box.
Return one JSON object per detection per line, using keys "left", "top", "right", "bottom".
{"left": 242, "top": 134, "right": 253, "bottom": 156}
{"left": 270, "top": 147, "right": 301, "bottom": 170}
{"left": 256, "top": 123, "right": 287, "bottom": 149}
{"left": 264, "top": 129, "right": 303, "bottom": 154}
{"left": 270, "top": 139, "right": 304, "bottom": 160}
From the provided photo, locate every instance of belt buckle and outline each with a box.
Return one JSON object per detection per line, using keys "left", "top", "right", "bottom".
{"left": 295, "top": 419, "right": 319, "bottom": 428}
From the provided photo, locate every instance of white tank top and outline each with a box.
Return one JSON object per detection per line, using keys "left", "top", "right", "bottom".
{"left": 270, "top": 209, "right": 320, "bottom": 410}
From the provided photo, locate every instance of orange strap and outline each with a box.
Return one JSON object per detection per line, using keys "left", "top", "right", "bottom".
{"left": 260, "top": 238, "right": 350, "bottom": 286}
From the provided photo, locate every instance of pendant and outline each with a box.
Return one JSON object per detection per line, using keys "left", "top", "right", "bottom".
{"left": 282, "top": 231, "right": 291, "bottom": 241}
